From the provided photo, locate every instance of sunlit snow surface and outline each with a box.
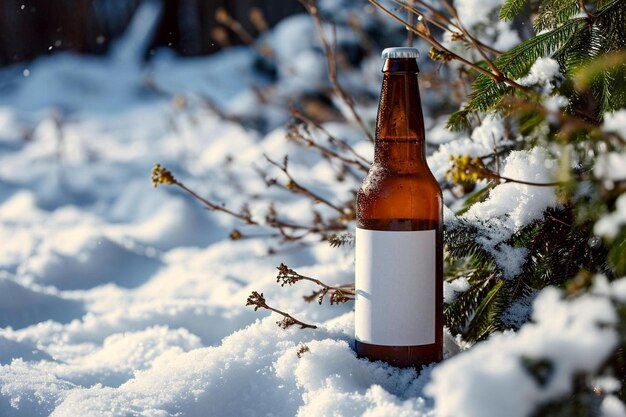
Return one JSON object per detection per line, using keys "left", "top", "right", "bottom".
{"left": 0, "top": 6, "right": 428, "bottom": 415}
{"left": 1, "top": 3, "right": 625, "bottom": 417}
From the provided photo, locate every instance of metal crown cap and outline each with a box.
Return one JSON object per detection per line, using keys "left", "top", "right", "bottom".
{"left": 381, "top": 47, "right": 420, "bottom": 59}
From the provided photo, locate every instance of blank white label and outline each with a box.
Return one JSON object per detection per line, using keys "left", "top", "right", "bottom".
{"left": 355, "top": 228, "right": 436, "bottom": 346}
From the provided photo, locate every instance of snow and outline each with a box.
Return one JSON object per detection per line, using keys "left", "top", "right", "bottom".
{"left": 490, "top": 21, "right": 521, "bottom": 51}
{"left": 454, "top": 0, "right": 504, "bottom": 27}
{"left": 426, "top": 281, "right": 622, "bottom": 417}
{"left": 595, "top": 152, "right": 626, "bottom": 182}
{"left": 595, "top": 193, "right": 626, "bottom": 239}
{"left": 544, "top": 94, "right": 569, "bottom": 114}
{"left": 42, "top": 316, "right": 435, "bottom": 417}
{"left": 500, "top": 293, "right": 536, "bottom": 329}
{"left": 603, "top": 109, "right": 626, "bottom": 138}
{"left": 602, "top": 395, "right": 626, "bottom": 417}
{"left": 460, "top": 147, "right": 560, "bottom": 277}
{"left": 517, "top": 57, "right": 562, "bottom": 92}
{"left": 427, "top": 114, "right": 512, "bottom": 184}
{"left": 443, "top": 277, "right": 470, "bottom": 304}
{"left": 470, "top": 114, "right": 506, "bottom": 149}
{"left": 0, "top": 2, "right": 623, "bottom": 416}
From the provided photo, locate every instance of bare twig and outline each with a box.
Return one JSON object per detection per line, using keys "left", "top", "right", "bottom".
{"left": 276, "top": 263, "right": 354, "bottom": 305}
{"left": 369, "top": 0, "right": 525, "bottom": 90}
{"left": 406, "top": 0, "right": 416, "bottom": 46}
{"left": 143, "top": 78, "right": 248, "bottom": 127}
{"left": 491, "top": 132, "right": 500, "bottom": 175}
{"left": 299, "top": 0, "right": 375, "bottom": 142}
{"left": 178, "top": 181, "right": 259, "bottom": 224}
{"left": 287, "top": 120, "right": 370, "bottom": 174}
{"left": 394, "top": 1, "right": 457, "bottom": 38}
{"left": 441, "top": 0, "right": 503, "bottom": 76}
{"left": 215, "top": 7, "right": 273, "bottom": 58}
{"left": 296, "top": 344, "right": 310, "bottom": 357}
{"left": 248, "top": 7, "right": 269, "bottom": 33}
{"left": 289, "top": 105, "right": 372, "bottom": 167}
{"left": 496, "top": 175, "right": 562, "bottom": 187}
{"left": 264, "top": 155, "right": 348, "bottom": 215}
{"left": 261, "top": 201, "right": 349, "bottom": 241}
{"left": 394, "top": 0, "right": 502, "bottom": 55}
{"left": 246, "top": 291, "right": 318, "bottom": 329}
{"left": 447, "top": 156, "right": 562, "bottom": 186}
{"left": 152, "top": 164, "right": 349, "bottom": 242}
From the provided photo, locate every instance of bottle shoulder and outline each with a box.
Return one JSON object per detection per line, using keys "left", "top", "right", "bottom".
{"left": 358, "top": 164, "right": 442, "bottom": 196}
{"left": 357, "top": 163, "right": 442, "bottom": 223}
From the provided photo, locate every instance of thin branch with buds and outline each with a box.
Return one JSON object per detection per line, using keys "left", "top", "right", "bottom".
{"left": 406, "top": 0, "right": 416, "bottom": 46}
{"left": 152, "top": 163, "right": 258, "bottom": 224}
{"left": 244, "top": 264, "right": 356, "bottom": 332}
{"left": 276, "top": 263, "right": 354, "bottom": 305}
{"left": 263, "top": 155, "right": 349, "bottom": 216}
{"left": 152, "top": 164, "right": 349, "bottom": 242}
{"left": 447, "top": 155, "right": 563, "bottom": 187}
{"left": 263, "top": 202, "right": 348, "bottom": 241}
{"left": 286, "top": 121, "right": 370, "bottom": 175}
{"left": 246, "top": 291, "right": 318, "bottom": 329}
{"left": 369, "top": 0, "right": 526, "bottom": 90}
{"left": 440, "top": 0, "right": 503, "bottom": 76}
{"left": 393, "top": 0, "right": 502, "bottom": 56}
{"left": 289, "top": 105, "right": 372, "bottom": 169}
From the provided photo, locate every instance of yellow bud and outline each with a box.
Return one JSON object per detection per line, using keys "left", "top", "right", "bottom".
{"left": 151, "top": 163, "right": 177, "bottom": 188}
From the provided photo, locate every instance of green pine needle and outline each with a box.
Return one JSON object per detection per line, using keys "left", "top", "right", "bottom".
{"left": 499, "top": 0, "right": 527, "bottom": 20}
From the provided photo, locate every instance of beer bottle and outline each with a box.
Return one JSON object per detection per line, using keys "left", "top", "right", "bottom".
{"left": 355, "top": 47, "right": 443, "bottom": 368}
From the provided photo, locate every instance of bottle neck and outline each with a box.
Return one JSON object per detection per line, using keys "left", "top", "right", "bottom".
{"left": 374, "top": 58, "right": 426, "bottom": 170}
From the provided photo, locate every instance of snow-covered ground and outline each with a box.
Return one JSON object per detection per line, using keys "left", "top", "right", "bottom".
{"left": 1, "top": 2, "right": 625, "bottom": 416}
{"left": 0, "top": 5, "right": 419, "bottom": 416}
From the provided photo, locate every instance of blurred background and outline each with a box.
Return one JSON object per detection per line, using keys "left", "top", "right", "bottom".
{"left": 0, "top": 0, "right": 303, "bottom": 65}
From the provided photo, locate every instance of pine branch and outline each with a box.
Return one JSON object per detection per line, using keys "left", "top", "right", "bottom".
{"left": 463, "top": 279, "right": 506, "bottom": 341}
{"left": 444, "top": 273, "right": 495, "bottom": 336}
{"left": 454, "top": 184, "right": 496, "bottom": 216}
{"left": 534, "top": 0, "right": 581, "bottom": 33}
{"left": 445, "top": 220, "right": 498, "bottom": 266}
{"left": 446, "top": 109, "right": 473, "bottom": 131}
{"left": 460, "top": 17, "right": 586, "bottom": 114}
{"left": 495, "top": 0, "right": 626, "bottom": 122}
{"left": 500, "top": 0, "right": 528, "bottom": 20}
{"left": 498, "top": 16, "right": 585, "bottom": 76}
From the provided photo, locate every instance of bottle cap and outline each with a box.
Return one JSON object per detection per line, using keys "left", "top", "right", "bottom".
{"left": 381, "top": 47, "right": 420, "bottom": 59}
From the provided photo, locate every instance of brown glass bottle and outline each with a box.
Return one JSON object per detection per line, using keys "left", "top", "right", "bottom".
{"left": 355, "top": 48, "right": 443, "bottom": 368}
